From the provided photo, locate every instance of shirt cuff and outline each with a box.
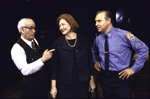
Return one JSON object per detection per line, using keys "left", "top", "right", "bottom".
{"left": 22, "top": 58, "right": 44, "bottom": 76}
{"left": 28, "top": 58, "right": 44, "bottom": 75}
{"left": 34, "top": 58, "right": 44, "bottom": 70}
{"left": 131, "top": 64, "right": 143, "bottom": 73}
{"left": 39, "top": 58, "right": 44, "bottom": 65}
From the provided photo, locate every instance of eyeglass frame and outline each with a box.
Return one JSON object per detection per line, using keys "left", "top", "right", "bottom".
{"left": 22, "top": 26, "right": 37, "bottom": 32}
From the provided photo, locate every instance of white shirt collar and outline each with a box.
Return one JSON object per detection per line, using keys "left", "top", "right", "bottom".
{"left": 21, "top": 36, "right": 34, "bottom": 48}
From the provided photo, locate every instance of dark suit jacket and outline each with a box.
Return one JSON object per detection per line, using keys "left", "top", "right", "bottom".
{"left": 51, "top": 33, "right": 94, "bottom": 85}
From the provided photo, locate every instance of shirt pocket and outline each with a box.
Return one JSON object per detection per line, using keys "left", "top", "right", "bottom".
{"left": 97, "top": 42, "right": 105, "bottom": 55}
{"left": 112, "top": 44, "right": 126, "bottom": 53}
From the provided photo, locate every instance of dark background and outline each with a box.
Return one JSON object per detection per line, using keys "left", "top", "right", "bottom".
{"left": 2, "top": 0, "right": 149, "bottom": 98}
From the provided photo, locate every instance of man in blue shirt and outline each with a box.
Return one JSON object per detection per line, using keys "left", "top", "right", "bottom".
{"left": 92, "top": 10, "right": 149, "bottom": 98}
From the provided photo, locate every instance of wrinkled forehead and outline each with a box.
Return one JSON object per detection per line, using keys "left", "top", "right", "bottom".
{"left": 95, "top": 12, "right": 106, "bottom": 21}
{"left": 25, "top": 19, "right": 36, "bottom": 27}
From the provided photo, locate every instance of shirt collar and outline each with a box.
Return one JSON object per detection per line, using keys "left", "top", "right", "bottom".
{"left": 21, "top": 36, "right": 34, "bottom": 48}
{"left": 102, "top": 26, "right": 114, "bottom": 39}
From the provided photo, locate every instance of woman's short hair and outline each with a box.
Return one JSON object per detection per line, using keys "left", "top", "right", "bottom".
{"left": 56, "top": 14, "right": 79, "bottom": 32}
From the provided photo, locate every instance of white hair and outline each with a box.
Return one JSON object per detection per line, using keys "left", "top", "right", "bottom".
{"left": 17, "top": 18, "right": 34, "bottom": 34}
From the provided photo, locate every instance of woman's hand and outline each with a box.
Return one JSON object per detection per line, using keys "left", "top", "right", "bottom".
{"left": 50, "top": 86, "right": 57, "bottom": 98}
{"left": 88, "top": 76, "right": 96, "bottom": 93}
{"left": 50, "top": 80, "right": 57, "bottom": 98}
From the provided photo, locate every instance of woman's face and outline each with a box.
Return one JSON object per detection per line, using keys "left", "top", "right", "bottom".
{"left": 59, "top": 19, "right": 71, "bottom": 35}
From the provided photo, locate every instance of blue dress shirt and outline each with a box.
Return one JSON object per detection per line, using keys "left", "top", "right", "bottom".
{"left": 92, "top": 26, "right": 149, "bottom": 73}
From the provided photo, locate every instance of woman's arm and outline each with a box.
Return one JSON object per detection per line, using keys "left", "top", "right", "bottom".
{"left": 50, "top": 80, "right": 57, "bottom": 98}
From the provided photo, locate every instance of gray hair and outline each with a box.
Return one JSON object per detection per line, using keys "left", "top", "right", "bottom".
{"left": 17, "top": 18, "right": 34, "bottom": 34}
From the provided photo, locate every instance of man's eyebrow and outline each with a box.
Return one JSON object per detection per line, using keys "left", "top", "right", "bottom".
{"left": 95, "top": 19, "right": 101, "bottom": 21}
{"left": 29, "top": 26, "right": 34, "bottom": 28}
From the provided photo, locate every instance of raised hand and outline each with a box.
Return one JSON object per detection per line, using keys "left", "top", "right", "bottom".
{"left": 41, "top": 49, "right": 55, "bottom": 62}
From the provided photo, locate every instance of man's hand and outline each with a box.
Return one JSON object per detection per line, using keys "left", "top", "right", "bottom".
{"left": 94, "top": 61, "right": 101, "bottom": 71}
{"left": 118, "top": 68, "right": 135, "bottom": 80}
{"left": 41, "top": 49, "right": 55, "bottom": 63}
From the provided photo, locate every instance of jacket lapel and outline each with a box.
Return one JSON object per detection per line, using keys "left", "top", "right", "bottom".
{"left": 58, "top": 36, "right": 72, "bottom": 52}
{"left": 75, "top": 34, "right": 85, "bottom": 49}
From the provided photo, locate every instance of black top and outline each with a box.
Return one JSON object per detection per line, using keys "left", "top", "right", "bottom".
{"left": 51, "top": 33, "right": 94, "bottom": 85}
{"left": 68, "top": 39, "right": 79, "bottom": 85}
{"left": 56, "top": 39, "right": 90, "bottom": 98}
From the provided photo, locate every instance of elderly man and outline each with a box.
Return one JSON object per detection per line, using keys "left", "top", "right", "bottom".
{"left": 92, "top": 10, "right": 149, "bottom": 98}
{"left": 11, "top": 18, "right": 55, "bottom": 98}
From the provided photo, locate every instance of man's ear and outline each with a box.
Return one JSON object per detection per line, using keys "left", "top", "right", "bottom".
{"left": 20, "top": 27, "right": 24, "bottom": 34}
{"left": 107, "top": 18, "right": 111, "bottom": 24}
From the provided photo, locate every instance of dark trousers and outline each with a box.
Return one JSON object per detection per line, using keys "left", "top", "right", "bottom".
{"left": 20, "top": 79, "right": 48, "bottom": 98}
{"left": 100, "top": 70, "right": 132, "bottom": 98}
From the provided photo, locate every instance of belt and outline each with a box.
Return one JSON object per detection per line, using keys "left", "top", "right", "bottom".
{"left": 101, "top": 70, "right": 121, "bottom": 79}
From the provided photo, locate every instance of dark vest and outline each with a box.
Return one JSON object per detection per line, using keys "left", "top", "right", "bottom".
{"left": 17, "top": 38, "right": 45, "bottom": 81}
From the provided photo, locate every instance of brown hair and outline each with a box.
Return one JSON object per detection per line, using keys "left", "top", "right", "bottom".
{"left": 56, "top": 14, "right": 79, "bottom": 32}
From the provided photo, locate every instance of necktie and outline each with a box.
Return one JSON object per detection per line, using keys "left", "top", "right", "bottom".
{"left": 105, "top": 35, "right": 109, "bottom": 76}
{"left": 31, "top": 40, "right": 37, "bottom": 52}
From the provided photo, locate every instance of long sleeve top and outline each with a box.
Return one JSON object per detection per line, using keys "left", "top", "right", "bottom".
{"left": 92, "top": 26, "right": 149, "bottom": 73}
{"left": 11, "top": 36, "right": 44, "bottom": 76}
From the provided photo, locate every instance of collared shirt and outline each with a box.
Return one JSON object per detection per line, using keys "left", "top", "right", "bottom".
{"left": 92, "top": 26, "right": 149, "bottom": 73}
{"left": 11, "top": 36, "right": 44, "bottom": 76}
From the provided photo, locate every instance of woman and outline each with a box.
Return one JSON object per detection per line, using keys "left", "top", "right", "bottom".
{"left": 50, "top": 14, "right": 95, "bottom": 98}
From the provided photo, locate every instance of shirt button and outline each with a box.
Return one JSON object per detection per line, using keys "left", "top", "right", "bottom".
{"left": 78, "top": 61, "right": 80, "bottom": 63}
{"left": 76, "top": 50, "right": 78, "bottom": 52}
{"left": 79, "top": 72, "right": 82, "bottom": 75}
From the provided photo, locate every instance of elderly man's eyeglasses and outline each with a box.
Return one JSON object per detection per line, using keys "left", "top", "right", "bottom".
{"left": 22, "top": 26, "right": 37, "bottom": 31}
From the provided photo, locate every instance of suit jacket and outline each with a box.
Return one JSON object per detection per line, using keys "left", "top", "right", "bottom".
{"left": 51, "top": 33, "right": 94, "bottom": 85}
